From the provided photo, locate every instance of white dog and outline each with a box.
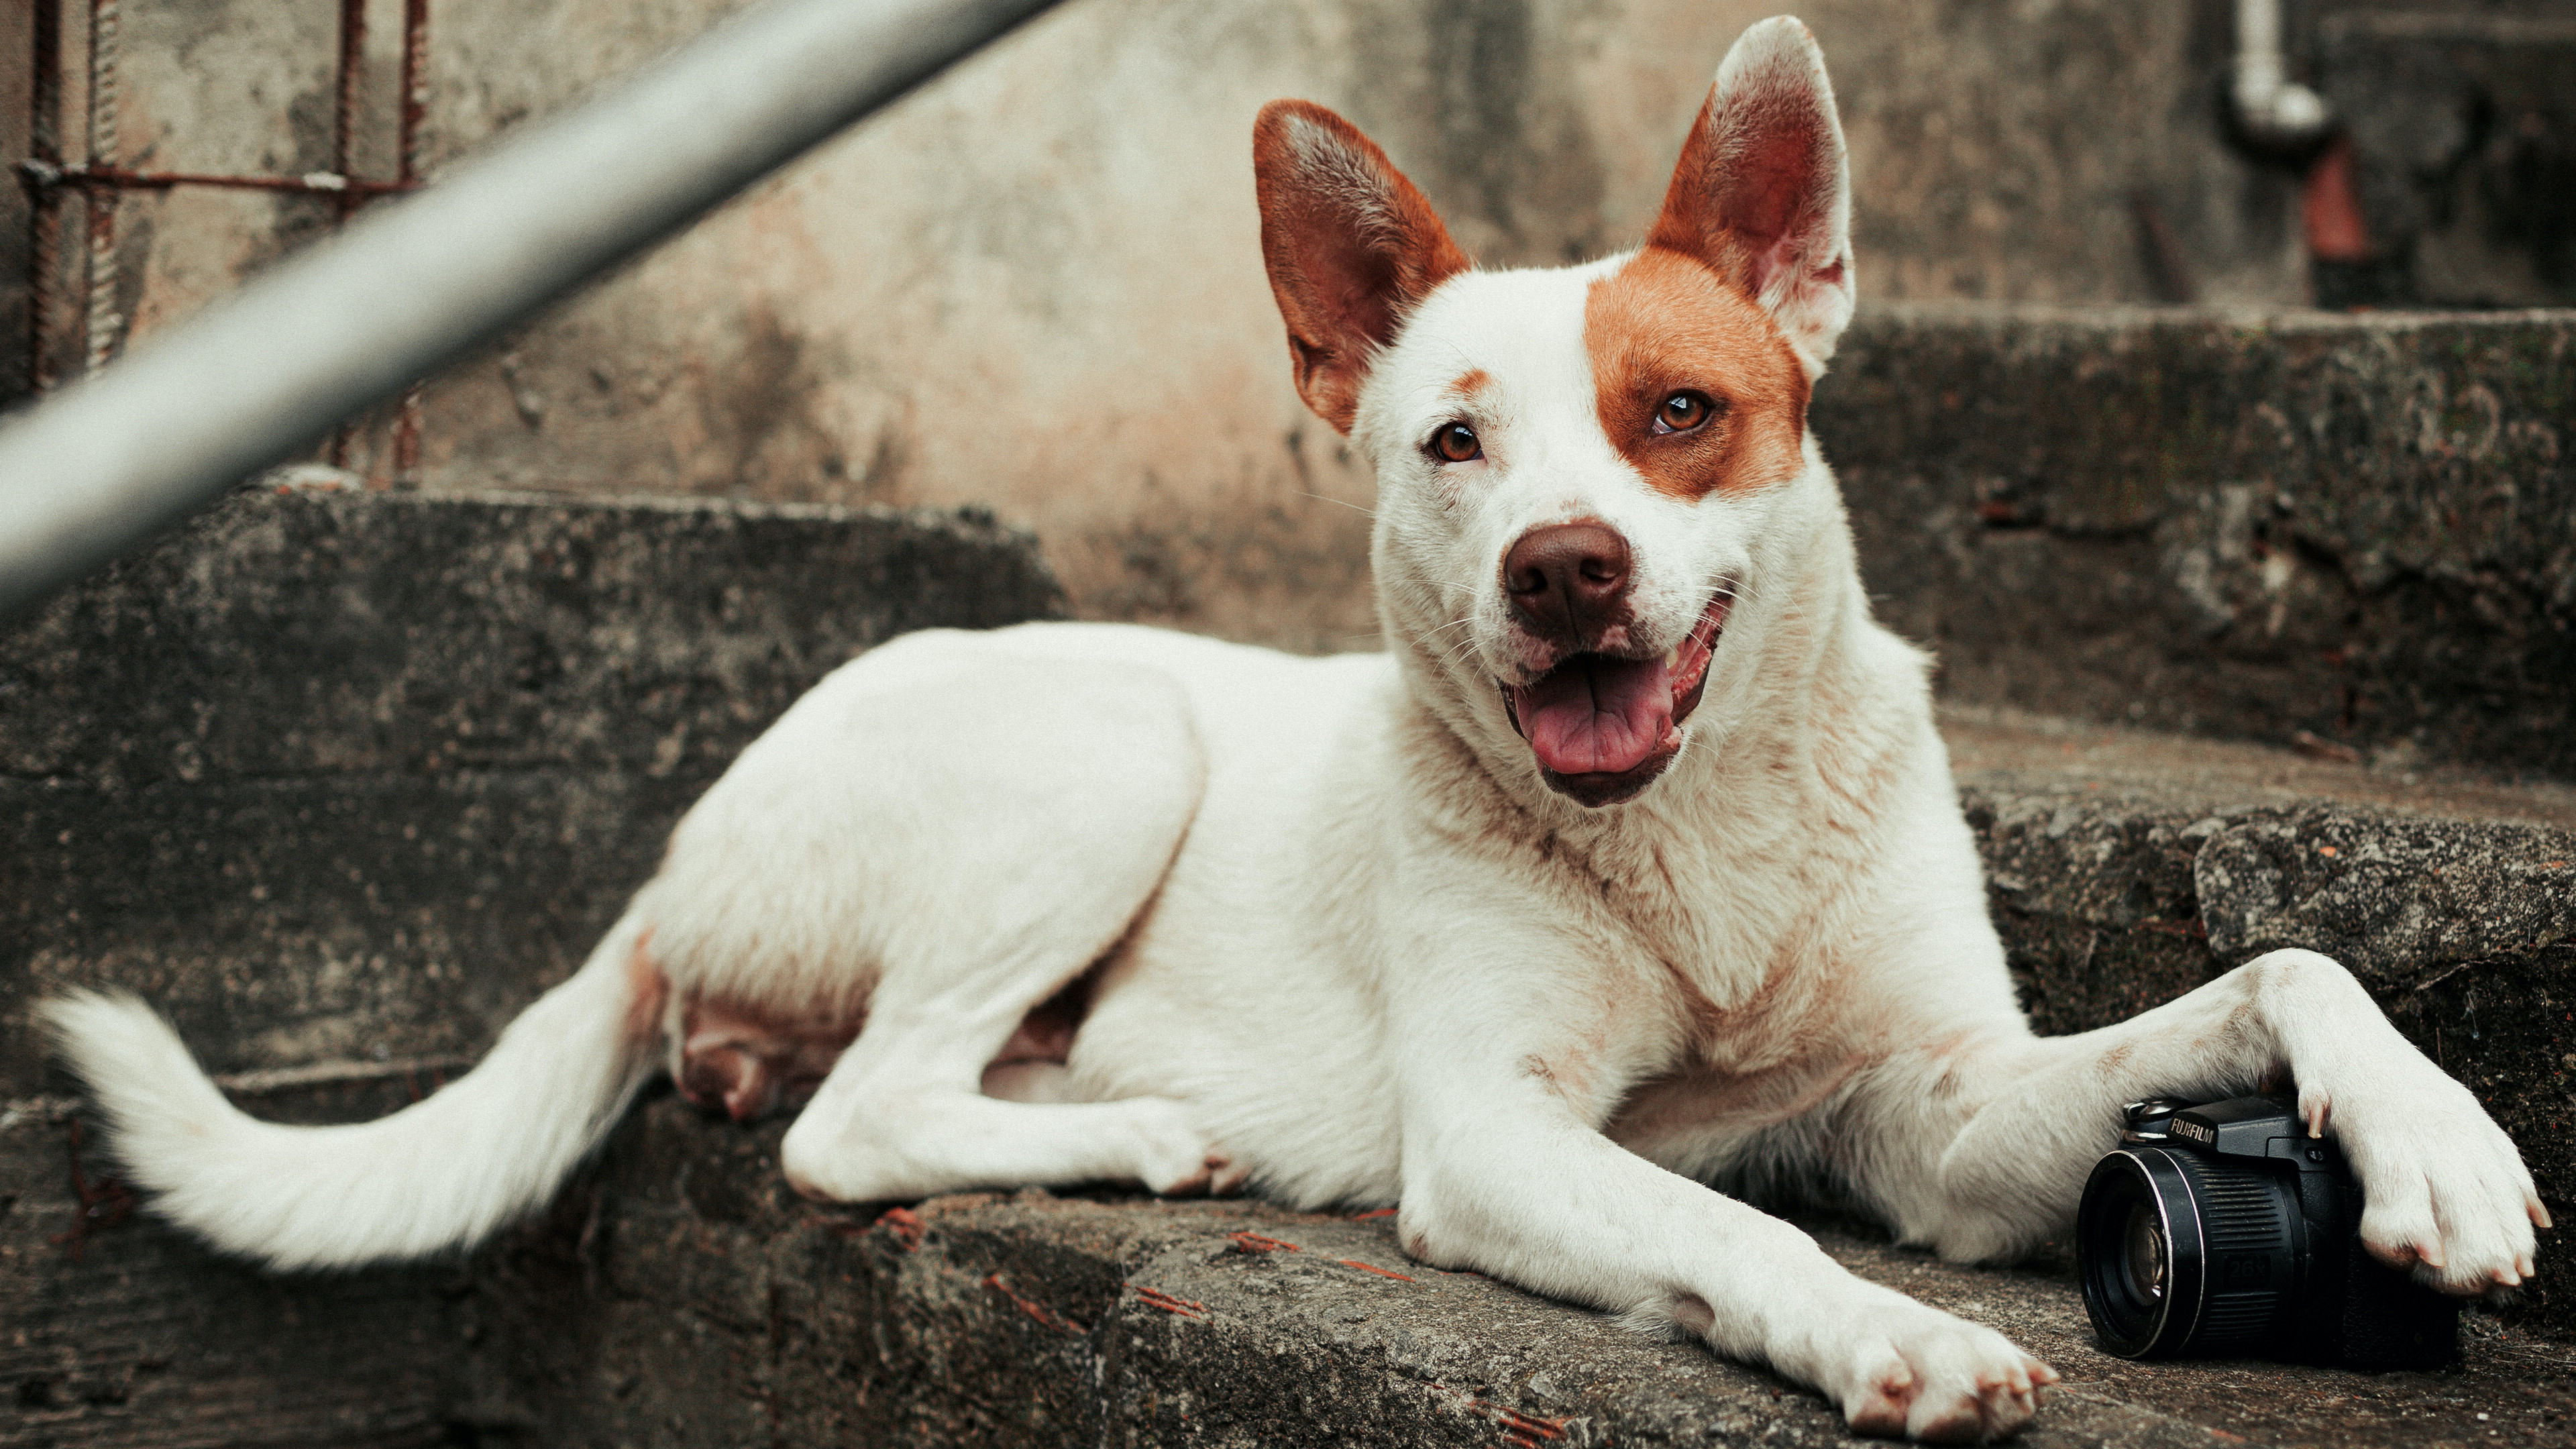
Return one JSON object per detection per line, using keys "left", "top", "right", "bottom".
{"left": 45, "top": 17, "right": 2545, "bottom": 1442}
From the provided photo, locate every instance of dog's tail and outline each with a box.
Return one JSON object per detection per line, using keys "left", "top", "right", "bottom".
{"left": 40, "top": 912, "right": 662, "bottom": 1271}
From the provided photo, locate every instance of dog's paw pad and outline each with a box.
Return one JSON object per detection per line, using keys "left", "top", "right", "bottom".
{"left": 1129, "top": 1105, "right": 1235, "bottom": 1198}
{"left": 1205, "top": 1151, "right": 1250, "bottom": 1197}
{"left": 1837, "top": 1358, "right": 1915, "bottom": 1438}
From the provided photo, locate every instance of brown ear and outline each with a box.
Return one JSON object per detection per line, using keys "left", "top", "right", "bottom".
{"left": 1645, "top": 17, "right": 1855, "bottom": 374}
{"left": 1253, "top": 101, "right": 1470, "bottom": 433}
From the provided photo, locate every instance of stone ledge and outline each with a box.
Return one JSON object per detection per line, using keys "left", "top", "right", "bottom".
{"left": 1821, "top": 304, "right": 2576, "bottom": 780}
{"left": 1947, "top": 711, "right": 2576, "bottom": 1342}
{"left": 1, "top": 485, "right": 1066, "bottom": 786}
{"left": 7, "top": 719, "right": 2572, "bottom": 1442}
{"left": 523, "top": 1100, "right": 2563, "bottom": 1449}
{"left": 10, "top": 1089, "right": 2572, "bottom": 1448}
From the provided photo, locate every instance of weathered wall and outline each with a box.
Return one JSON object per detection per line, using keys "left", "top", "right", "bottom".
{"left": 15, "top": 1, "right": 2576, "bottom": 651}
{"left": 9, "top": 0, "right": 2330, "bottom": 652}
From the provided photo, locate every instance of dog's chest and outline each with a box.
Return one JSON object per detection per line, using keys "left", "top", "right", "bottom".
{"left": 1568, "top": 828, "right": 1862, "bottom": 1069}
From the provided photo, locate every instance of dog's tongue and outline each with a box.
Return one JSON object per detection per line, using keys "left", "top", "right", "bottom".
{"left": 1511, "top": 655, "right": 1674, "bottom": 776}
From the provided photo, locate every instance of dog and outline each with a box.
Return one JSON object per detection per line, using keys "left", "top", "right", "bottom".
{"left": 43, "top": 17, "right": 2546, "bottom": 1442}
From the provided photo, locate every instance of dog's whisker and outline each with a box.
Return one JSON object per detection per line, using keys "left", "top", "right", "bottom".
{"left": 1381, "top": 566, "right": 1478, "bottom": 600}
{"left": 1296, "top": 490, "right": 1377, "bottom": 518}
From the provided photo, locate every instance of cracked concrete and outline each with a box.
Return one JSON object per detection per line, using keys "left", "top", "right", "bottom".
{"left": 1823, "top": 305, "right": 2576, "bottom": 780}
{"left": 1949, "top": 710, "right": 2576, "bottom": 1344}
{"left": 9, "top": 1086, "right": 2571, "bottom": 1447}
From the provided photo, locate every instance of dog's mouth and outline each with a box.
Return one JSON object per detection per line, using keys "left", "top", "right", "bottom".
{"left": 1499, "top": 590, "right": 1730, "bottom": 807}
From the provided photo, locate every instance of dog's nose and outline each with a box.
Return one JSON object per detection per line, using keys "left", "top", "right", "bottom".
{"left": 1503, "top": 522, "right": 1632, "bottom": 643}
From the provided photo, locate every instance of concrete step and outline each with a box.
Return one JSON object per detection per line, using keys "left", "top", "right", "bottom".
{"left": 6, "top": 486, "right": 2574, "bottom": 1444}
{"left": 1821, "top": 305, "right": 2576, "bottom": 782}
{"left": 0, "top": 484, "right": 1065, "bottom": 1099}
{"left": 1942, "top": 705, "right": 2576, "bottom": 1346}
{"left": 9, "top": 1089, "right": 2573, "bottom": 1448}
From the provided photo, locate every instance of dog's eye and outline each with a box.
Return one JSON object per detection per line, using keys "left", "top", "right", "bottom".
{"left": 1654, "top": 390, "right": 1718, "bottom": 435}
{"left": 1428, "top": 422, "right": 1483, "bottom": 464}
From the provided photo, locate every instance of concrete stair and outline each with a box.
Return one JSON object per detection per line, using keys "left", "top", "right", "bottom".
{"left": 1821, "top": 305, "right": 2576, "bottom": 780}
{"left": 6, "top": 303, "right": 2575, "bottom": 1446}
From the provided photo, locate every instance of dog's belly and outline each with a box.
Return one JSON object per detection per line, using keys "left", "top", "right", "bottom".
{"left": 1067, "top": 920, "right": 1408, "bottom": 1207}
{"left": 975, "top": 623, "right": 1414, "bottom": 1205}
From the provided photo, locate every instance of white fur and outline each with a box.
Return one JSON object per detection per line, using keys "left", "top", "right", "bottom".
{"left": 42, "top": 16, "right": 2544, "bottom": 1444}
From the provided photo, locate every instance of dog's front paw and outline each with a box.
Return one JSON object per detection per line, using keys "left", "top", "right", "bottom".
{"left": 2307, "top": 1061, "right": 2549, "bottom": 1296}
{"left": 1819, "top": 1296, "right": 2055, "bottom": 1443}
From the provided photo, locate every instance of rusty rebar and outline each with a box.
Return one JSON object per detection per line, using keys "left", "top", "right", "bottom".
{"left": 43, "top": 163, "right": 414, "bottom": 199}
{"left": 334, "top": 0, "right": 366, "bottom": 218}
{"left": 399, "top": 0, "right": 429, "bottom": 186}
{"left": 26, "top": 0, "right": 64, "bottom": 393}
{"left": 81, "top": 0, "right": 119, "bottom": 378}
{"left": 393, "top": 0, "right": 432, "bottom": 477}
{"left": 323, "top": 0, "right": 368, "bottom": 466}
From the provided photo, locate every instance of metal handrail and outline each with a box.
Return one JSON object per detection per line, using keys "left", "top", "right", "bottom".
{"left": 0, "top": 0, "right": 1061, "bottom": 618}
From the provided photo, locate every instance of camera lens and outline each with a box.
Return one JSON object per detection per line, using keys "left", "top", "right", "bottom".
{"left": 2079, "top": 1147, "right": 2302, "bottom": 1358}
{"left": 2121, "top": 1202, "right": 2167, "bottom": 1303}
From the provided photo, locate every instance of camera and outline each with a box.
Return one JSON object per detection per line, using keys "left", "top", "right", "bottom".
{"left": 2076, "top": 1095, "right": 2457, "bottom": 1369}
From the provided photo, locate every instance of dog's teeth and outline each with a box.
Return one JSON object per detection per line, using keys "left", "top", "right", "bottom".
{"left": 1664, "top": 646, "right": 1680, "bottom": 670}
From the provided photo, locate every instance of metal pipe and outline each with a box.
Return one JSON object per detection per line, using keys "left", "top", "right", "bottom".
{"left": 2232, "top": 0, "right": 2331, "bottom": 152}
{"left": 0, "top": 0, "right": 1061, "bottom": 618}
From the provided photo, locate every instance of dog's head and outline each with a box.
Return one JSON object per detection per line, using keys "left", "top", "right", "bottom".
{"left": 1254, "top": 17, "right": 1854, "bottom": 810}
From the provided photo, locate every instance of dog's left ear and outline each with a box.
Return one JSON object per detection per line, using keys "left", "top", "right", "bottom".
{"left": 1648, "top": 17, "right": 1855, "bottom": 376}
{"left": 1254, "top": 101, "right": 1470, "bottom": 434}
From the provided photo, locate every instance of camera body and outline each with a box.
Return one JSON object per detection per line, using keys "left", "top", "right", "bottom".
{"left": 2076, "top": 1095, "right": 2457, "bottom": 1369}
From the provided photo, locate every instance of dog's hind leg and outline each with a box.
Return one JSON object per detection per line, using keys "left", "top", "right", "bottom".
{"left": 779, "top": 967, "right": 1238, "bottom": 1202}
{"left": 637, "top": 631, "right": 1228, "bottom": 1203}
{"left": 773, "top": 854, "right": 1234, "bottom": 1203}
{"left": 1850, "top": 949, "right": 2546, "bottom": 1295}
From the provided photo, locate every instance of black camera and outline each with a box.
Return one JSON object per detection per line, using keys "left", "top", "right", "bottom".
{"left": 2076, "top": 1095, "right": 2457, "bottom": 1369}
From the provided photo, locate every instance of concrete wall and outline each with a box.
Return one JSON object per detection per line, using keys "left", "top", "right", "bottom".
{"left": 4, "top": 0, "right": 2313, "bottom": 651}
{"left": 3, "top": 0, "right": 2563, "bottom": 650}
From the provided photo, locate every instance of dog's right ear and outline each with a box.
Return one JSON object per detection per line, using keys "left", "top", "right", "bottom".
{"left": 1254, "top": 101, "right": 1469, "bottom": 435}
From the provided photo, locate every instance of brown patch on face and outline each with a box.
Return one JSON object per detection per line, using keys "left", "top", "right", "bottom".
{"left": 1450, "top": 367, "right": 1492, "bottom": 398}
{"left": 1584, "top": 246, "right": 1810, "bottom": 500}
